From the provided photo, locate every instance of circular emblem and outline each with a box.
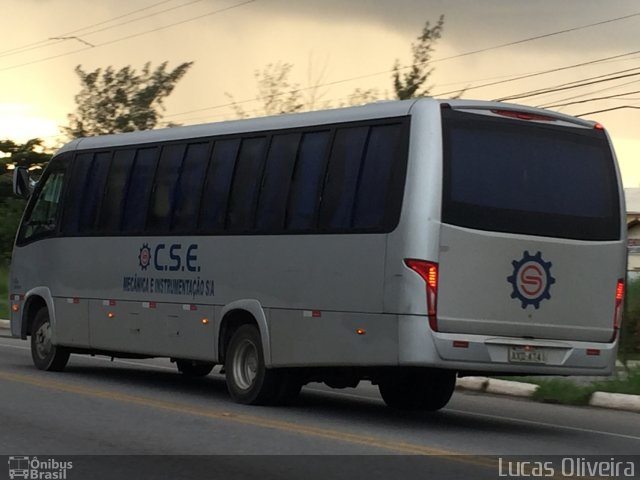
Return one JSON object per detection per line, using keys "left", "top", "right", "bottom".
{"left": 138, "top": 243, "right": 151, "bottom": 270}
{"left": 507, "top": 251, "right": 555, "bottom": 309}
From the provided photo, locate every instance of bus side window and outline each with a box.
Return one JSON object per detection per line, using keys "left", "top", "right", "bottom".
{"left": 18, "top": 171, "right": 66, "bottom": 243}
{"left": 99, "top": 149, "right": 135, "bottom": 234}
{"left": 255, "top": 133, "right": 300, "bottom": 231}
{"left": 148, "top": 144, "right": 186, "bottom": 233}
{"left": 62, "top": 152, "right": 94, "bottom": 235}
{"left": 173, "top": 142, "right": 210, "bottom": 232}
{"left": 121, "top": 148, "right": 158, "bottom": 233}
{"left": 226, "top": 137, "right": 268, "bottom": 231}
{"left": 63, "top": 152, "right": 111, "bottom": 235}
{"left": 353, "top": 124, "right": 405, "bottom": 229}
{"left": 318, "top": 126, "right": 369, "bottom": 230}
{"left": 286, "top": 131, "right": 331, "bottom": 231}
{"left": 199, "top": 139, "right": 241, "bottom": 232}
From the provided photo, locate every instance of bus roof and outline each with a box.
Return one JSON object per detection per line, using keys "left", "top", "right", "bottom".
{"left": 58, "top": 97, "right": 598, "bottom": 154}
{"left": 58, "top": 98, "right": 424, "bottom": 154}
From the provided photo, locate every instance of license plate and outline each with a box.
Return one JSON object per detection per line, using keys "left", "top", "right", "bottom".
{"left": 509, "top": 346, "right": 547, "bottom": 364}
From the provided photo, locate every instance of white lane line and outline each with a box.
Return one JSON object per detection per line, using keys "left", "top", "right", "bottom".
{"left": 3, "top": 341, "right": 638, "bottom": 441}
{"left": 308, "top": 387, "right": 640, "bottom": 442}
{"left": 445, "top": 408, "right": 640, "bottom": 442}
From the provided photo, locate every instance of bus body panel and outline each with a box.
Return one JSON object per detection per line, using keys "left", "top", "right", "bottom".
{"left": 397, "top": 316, "right": 617, "bottom": 375}
{"left": 269, "top": 310, "right": 399, "bottom": 367}
{"left": 437, "top": 224, "right": 626, "bottom": 342}
{"left": 11, "top": 232, "right": 388, "bottom": 366}
{"left": 382, "top": 99, "right": 443, "bottom": 315}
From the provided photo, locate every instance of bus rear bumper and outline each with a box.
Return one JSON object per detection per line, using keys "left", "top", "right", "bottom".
{"left": 399, "top": 315, "right": 617, "bottom": 376}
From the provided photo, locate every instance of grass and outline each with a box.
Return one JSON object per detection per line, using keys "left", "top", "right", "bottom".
{"left": 497, "top": 369, "right": 640, "bottom": 406}
{"left": 532, "top": 379, "right": 594, "bottom": 405}
{"left": 0, "top": 262, "right": 8, "bottom": 320}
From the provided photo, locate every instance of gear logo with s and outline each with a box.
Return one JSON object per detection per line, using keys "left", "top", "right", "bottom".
{"left": 138, "top": 243, "right": 151, "bottom": 270}
{"left": 507, "top": 251, "right": 555, "bottom": 309}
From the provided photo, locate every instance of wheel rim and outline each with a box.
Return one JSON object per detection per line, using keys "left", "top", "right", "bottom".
{"left": 34, "top": 321, "right": 52, "bottom": 359}
{"left": 232, "top": 338, "right": 259, "bottom": 390}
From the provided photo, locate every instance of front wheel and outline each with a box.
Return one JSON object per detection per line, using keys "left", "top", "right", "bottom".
{"left": 378, "top": 368, "right": 456, "bottom": 411}
{"left": 224, "top": 324, "right": 301, "bottom": 405}
{"left": 30, "top": 308, "right": 70, "bottom": 372}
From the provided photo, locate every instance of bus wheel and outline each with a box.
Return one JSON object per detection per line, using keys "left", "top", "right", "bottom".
{"left": 225, "top": 324, "right": 285, "bottom": 405}
{"left": 378, "top": 368, "right": 456, "bottom": 411}
{"left": 30, "top": 308, "right": 70, "bottom": 372}
{"left": 176, "top": 360, "right": 215, "bottom": 377}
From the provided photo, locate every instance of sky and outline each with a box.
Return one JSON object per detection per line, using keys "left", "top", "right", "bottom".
{"left": 1, "top": 0, "right": 639, "bottom": 185}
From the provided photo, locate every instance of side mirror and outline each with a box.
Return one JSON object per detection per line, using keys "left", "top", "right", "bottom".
{"left": 13, "top": 167, "right": 33, "bottom": 199}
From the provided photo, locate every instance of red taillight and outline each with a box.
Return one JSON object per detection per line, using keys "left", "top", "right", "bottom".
{"left": 612, "top": 279, "right": 625, "bottom": 341}
{"left": 491, "top": 109, "right": 557, "bottom": 122}
{"left": 404, "top": 259, "right": 439, "bottom": 331}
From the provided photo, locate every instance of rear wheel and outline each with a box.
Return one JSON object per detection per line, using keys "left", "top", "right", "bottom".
{"left": 378, "top": 368, "right": 456, "bottom": 411}
{"left": 176, "top": 360, "right": 215, "bottom": 377}
{"left": 30, "top": 308, "right": 70, "bottom": 372}
{"left": 225, "top": 324, "right": 300, "bottom": 405}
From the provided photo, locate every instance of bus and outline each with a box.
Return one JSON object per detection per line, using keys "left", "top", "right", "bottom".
{"left": 9, "top": 98, "right": 626, "bottom": 410}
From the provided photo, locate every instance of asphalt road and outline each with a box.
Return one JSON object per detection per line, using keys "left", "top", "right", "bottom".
{"left": 1, "top": 334, "right": 639, "bottom": 479}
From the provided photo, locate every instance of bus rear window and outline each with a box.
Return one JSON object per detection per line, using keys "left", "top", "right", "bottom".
{"left": 441, "top": 109, "right": 621, "bottom": 241}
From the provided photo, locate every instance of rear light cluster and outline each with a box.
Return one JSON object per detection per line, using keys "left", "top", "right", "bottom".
{"left": 612, "top": 279, "right": 625, "bottom": 341}
{"left": 404, "top": 259, "right": 439, "bottom": 331}
{"left": 491, "top": 109, "right": 557, "bottom": 122}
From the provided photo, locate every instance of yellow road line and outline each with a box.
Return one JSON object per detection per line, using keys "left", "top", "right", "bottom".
{"left": 0, "top": 371, "right": 492, "bottom": 462}
{"left": 0, "top": 369, "right": 602, "bottom": 479}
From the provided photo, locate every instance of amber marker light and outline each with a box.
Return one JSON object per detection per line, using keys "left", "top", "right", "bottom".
{"left": 11, "top": 304, "right": 19, "bottom": 313}
{"left": 201, "top": 318, "right": 210, "bottom": 325}
{"left": 107, "top": 312, "right": 115, "bottom": 319}
{"left": 355, "top": 328, "right": 366, "bottom": 335}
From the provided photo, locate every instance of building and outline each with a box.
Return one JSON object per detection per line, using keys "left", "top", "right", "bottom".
{"left": 626, "top": 188, "right": 640, "bottom": 277}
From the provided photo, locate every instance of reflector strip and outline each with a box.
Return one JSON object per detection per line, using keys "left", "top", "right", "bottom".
{"left": 142, "top": 302, "right": 157, "bottom": 309}
{"left": 102, "top": 300, "right": 117, "bottom": 306}
{"left": 66, "top": 298, "right": 80, "bottom": 304}
{"left": 303, "top": 310, "right": 322, "bottom": 318}
{"left": 182, "top": 304, "right": 198, "bottom": 311}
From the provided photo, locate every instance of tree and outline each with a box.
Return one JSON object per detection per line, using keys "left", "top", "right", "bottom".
{"left": 392, "top": 15, "right": 444, "bottom": 100}
{"left": 227, "top": 62, "right": 304, "bottom": 119}
{"left": 64, "top": 61, "right": 193, "bottom": 138}
{"left": 226, "top": 15, "right": 446, "bottom": 118}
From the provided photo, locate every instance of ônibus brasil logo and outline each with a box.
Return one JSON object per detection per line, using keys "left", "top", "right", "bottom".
{"left": 507, "top": 251, "right": 555, "bottom": 309}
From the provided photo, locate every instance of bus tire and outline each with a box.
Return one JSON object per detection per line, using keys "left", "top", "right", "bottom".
{"left": 378, "top": 368, "right": 456, "bottom": 411}
{"left": 176, "top": 360, "right": 215, "bottom": 377}
{"left": 30, "top": 308, "right": 70, "bottom": 372}
{"left": 225, "top": 324, "right": 283, "bottom": 405}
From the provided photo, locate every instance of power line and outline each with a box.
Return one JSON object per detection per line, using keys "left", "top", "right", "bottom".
{"left": 0, "top": 0, "right": 257, "bottom": 74}
{"left": 434, "top": 50, "right": 640, "bottom": 97}
{"left": 0, "top": 0, "right": 176, "bottom": 59}
{"left": 536, "top": 76, "right": 640, "bottom": 108}
{"left": 167, "top": 49, "right": 640, "bottom": 120}
{"left": 576, "top": 105, "right": 640, "bottom": 117}
{"left": 494, "top": 69, "right": 640, "bottom": 102}
{"left": 542, "top": 89, "right": 640, "bottom": 109}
